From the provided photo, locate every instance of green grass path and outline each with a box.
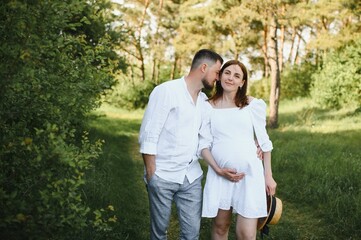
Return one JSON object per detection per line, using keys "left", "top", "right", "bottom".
{"left": 85, "top": 100, "right": 361, "bottom": 239}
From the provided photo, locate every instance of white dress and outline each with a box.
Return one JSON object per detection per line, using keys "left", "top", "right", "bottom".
{"left": 199, "top": 99, "right": 273, "bottom": 218}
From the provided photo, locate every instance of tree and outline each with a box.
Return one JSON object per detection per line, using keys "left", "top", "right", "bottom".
{"left": 311, "top": 38, "right": 361, "bottom": 109}
{"left": 268, "top": 7, "right": 281, "bottom": 128}
{"left": 107, "top": 0, "right": 361, "bottom": 112}
{"left": 0, "top": 0, "right": 123, "bottom": 238}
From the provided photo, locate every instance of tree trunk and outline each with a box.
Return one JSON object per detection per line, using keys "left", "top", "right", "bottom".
{"left": 288, "top": 27, "right": 296, "bottom": 65}
{"left": 130, "top": 64, "right": 135, "bottom": 85}
{"left": 171, "top": 54, "right": 178, "bottom": 80}
{"left": 262, "top": 24, "right": 270, "bottom": 78}
{"left": 137, "top": 0, "right": 150, "bottom": 81}
{"left": 156, "top": 61, "right": 160, "bottom": 84}
{"left": 294, "top": 31, "right": 302, "bottom": 65}
{"left": 278, "top": 4, "right": 285, "bottom": 72}
{"left": 235, "top": 51, "right": 239, "bottom": 61}
{"left": 137, "top": 43, "right": 145, "bottom": 81}
{"left": 278, "top": 24, "right": 285, "bottom": 72}
{"left": 268, "top": 13, "right": 281, "bottom": 128}
{"left": 151, "top": 57, "right": 157, "bottom": 83}
{"left": 151, "top": 0, "right": 163, "bottom": 84}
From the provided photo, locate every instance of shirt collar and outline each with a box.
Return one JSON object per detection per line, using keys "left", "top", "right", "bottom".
{"left": 181, "top": 76, "right": 202, "bottom": 105}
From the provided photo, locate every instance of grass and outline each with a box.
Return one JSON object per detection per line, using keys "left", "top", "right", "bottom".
{"left": 84, "top": 99, "right": 361, "bottom": 239}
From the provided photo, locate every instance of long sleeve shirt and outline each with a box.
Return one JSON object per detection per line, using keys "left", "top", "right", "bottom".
{"left": 139, "top": 77, "right": 209, "bottom": 184}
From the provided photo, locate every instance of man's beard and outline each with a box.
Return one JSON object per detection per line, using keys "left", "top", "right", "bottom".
{"left": 202, "top": 77, "right": 214, "bottom": 90}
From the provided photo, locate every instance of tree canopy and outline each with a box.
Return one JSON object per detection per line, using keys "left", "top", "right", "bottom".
{"left": 111, "top": 0, "right": 360, "bottom": 125}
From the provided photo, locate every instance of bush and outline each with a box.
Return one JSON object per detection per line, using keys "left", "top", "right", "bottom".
{"left": 248, "top": 77, "right": 271, "bottom": 100}
{"left": 0, "top": 0, "right": 122, "bottom": 238}
{"left": 311, "top": 39, "right": 361, "bottom": 109}
{"left": 108, "top": 79, "right": 157, "bottom": 110}
{"left": 281, "top": 63, "right": 316, "bottom": 99}
{"left": 249, "top": 63, "right": 316, "bottom": 101}
{"left": 107, "top": 61, "right": 175, "bottom": 110}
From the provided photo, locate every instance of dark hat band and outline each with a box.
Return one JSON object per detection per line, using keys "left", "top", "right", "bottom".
{"left": 266, "top": 196, "right": 276, "bottom": 225}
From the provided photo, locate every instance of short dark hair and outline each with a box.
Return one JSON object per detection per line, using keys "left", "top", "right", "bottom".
{"left": 190, "top": 49, "right": 223, "bottom": 70}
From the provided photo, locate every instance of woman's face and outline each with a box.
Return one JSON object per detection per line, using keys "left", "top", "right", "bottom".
{"left": 220, "top": 64, "right": 245, "bottom": 93}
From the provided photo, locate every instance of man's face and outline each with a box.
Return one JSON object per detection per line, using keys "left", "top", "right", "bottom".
{"left": 202, "top": 60, "right": 222, "bottom": 90}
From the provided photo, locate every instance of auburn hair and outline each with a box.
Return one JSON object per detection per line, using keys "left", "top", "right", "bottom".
{"left": 208, "top": 60, "right": 249, "bottom": 108}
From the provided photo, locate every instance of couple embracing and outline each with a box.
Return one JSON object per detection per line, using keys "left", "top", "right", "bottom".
{"left": 139, "top": 49, "right": 277, "bottom": 240}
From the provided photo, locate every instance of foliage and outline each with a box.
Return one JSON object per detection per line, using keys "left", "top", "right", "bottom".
{"left": 0, "top": 0, "right": 123, "bottom": 238}
{"left": 108, "top": 79, "right": 157, "bottom": 110}
{"left": 107, "top": 63, "right": 175, "bottom": 110}
{"left": 111, "top": 0, "right": 360, "bottom": 114}
{"left": 280, "top": 63, "right": 316, "bottom": 99}
{"left": 248, "top": 77, "right": 271, "bottom": 100}
{"left": 311, "top": 39, "right": 361, "bottom": 109}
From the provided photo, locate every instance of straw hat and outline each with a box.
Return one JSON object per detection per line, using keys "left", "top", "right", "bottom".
{"left": 257, "top": 195, "right": 283, "bottom": 231}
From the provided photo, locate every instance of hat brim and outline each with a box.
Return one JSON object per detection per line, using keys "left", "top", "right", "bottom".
{"left": 257, "top": 195, "right": 282, "bottom": 230}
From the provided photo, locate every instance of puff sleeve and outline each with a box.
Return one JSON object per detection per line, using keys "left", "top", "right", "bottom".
{"left": 249, "top": 99, "right": 273, "bottom": 152}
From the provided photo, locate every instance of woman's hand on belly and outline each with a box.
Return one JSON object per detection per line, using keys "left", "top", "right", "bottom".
{"left": 217, "top": 168, "right": 245, "bottom": 182}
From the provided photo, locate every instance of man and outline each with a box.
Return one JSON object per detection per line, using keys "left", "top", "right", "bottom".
{"left": 139, "top": 49, "right": 223, "bottom": 240}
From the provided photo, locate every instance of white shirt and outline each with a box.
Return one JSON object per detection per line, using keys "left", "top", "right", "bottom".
{"left": 139, "top": 77, "right": 208, "bottom": 184}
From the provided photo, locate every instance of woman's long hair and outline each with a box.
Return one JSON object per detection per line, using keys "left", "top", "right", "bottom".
{"left": 208, "top": 60, "right": 249, "bottom": 108}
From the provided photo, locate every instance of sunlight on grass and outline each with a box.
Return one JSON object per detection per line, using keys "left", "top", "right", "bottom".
{"left": 268, "top": 98, "right": 361, "bottom": 239}
{"left": 276, "top": 98, "right": 361, "bottom": 133}
{"left": 85, "top": 97, "right": 361, "bottom": 239}
{"left": 94, "top": 102, "right": 144, "bottom": 120}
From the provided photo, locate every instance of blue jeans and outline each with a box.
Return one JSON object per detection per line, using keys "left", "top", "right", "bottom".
{"left": 146, "top": 174, "right": 203, "bottom": 240}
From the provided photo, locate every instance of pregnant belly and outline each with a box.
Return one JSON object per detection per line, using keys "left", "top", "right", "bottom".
{"left": 211, "top": 142, "right": 256, "bottom": 174}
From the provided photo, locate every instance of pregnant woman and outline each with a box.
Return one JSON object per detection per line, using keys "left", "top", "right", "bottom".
{"left": 199, "top": 60, "right": 277, "bottom": 240}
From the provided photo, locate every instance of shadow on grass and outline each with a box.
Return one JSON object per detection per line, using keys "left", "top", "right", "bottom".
{"left": 81, "top": 112, "right": 361, "bottom": 239}
{"left": 268, "top": 128, "right": 361, "bottom": 239}
{"left": 82, "top": 116, "right": 149, "bottom": 239}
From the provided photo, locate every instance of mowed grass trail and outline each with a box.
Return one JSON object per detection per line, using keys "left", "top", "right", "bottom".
{"left": 85, "top": 106, "right": 148, "bottom": 239}
{"left": 84, "top": 99, "right": 361, "bottom": 239}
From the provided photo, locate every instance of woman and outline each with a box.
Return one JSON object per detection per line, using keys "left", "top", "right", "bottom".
{"left": 199, "top": 60, "right": 277, "bottom": 240}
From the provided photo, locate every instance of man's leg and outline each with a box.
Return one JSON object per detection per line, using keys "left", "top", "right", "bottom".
{"left": 174, "top": 175, "right": 203, "bottom": 240}
{"left": 147, "top": 175, "right": 178, "bottom": 240}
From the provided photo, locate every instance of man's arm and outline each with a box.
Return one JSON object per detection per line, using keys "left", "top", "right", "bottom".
{"left": 139, "top": 85, "right": 171, "bottom": 155}
{"left": 142, "top": 154, "right": 156, "bottom": 182}
{"left": 255, "top": 140, "right": 264, "bottom": 160}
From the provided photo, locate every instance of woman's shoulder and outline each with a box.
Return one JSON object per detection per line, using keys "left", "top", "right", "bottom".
{"left": 247, "top": 96, "right": 267, "bottom": 109}
{"left": 247, "top": 96, "right": 255, "bottom": 104}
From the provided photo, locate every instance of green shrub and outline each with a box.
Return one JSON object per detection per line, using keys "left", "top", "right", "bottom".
{"left": 0, "top": 0, "right": 122, "bottom": 238}
{"left": 249, "top": 63, "right": 316, "bottom": 101}
{"left": 249, "top": 77, "right": 271, "bottom": 100}
{"left": 281, "top": 63, "right": 316, "bottom": 99}
{"left": 107, "top": 61, "right": 176, "bottom": 110}
{"left": 311, "top": 39, "right": 361, "bottom": 109}
{"left": 108, "top": 79, "right": 157, "bottom": 110}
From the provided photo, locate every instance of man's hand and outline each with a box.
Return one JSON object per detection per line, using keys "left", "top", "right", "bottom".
{"left": 257, "top": 145, "right": 264, "bottom": 160}
{"left": 142, "top": 154, "right": 156, "bottom": 182}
